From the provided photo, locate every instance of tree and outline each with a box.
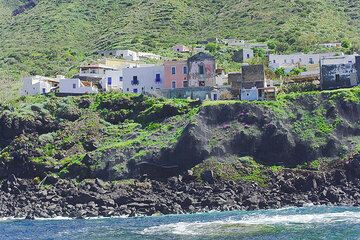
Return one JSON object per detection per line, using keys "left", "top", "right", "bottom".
{"left": 342, "top": 39, "right": 351, "bottom": 49}
{"left": 274, "top": 67, "right": 286, "bottom": 77}
{"left": 205, "top": 43, "right": 220, "bottom": 53}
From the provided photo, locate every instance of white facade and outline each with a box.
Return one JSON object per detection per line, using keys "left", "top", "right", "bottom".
{"left": 59, "top": 78, "right": 98, "bottom": 94}
{"left": 123, "top": 66, "right": 164, "bottom": 94}
{"left": 319, "top": 43, "right": 341, "bottom": 48}
{"left": 98, "top": 50, "right": 139, "bottom": 61}
{"left": 224, "top": 38, "right": 246, "bottom": 46}
{"left": 269, "top": 53, "right": 338, "bottom": 69}
{"left": 138, "top": 52, "right": 161, "bottom": 60}
{"left": 241, "top": 87, "right": 259, "bottom": 101}
{"left": 172, "top": 45, "right": 190, "bottom": 53}
{"left": 20, "top": 76, "right": 60, "bottom": 96}
{"left": 99, "top": 70, "right": 124, "bottom": 91}
{"left": 79, "top": 64, "right": 116, "bottom": 78}
{"left": 193, "top": 46, "right": 205, "bottom": 52}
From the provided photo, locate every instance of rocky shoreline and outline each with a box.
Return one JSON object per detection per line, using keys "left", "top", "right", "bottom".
{"left": 1, "top": 157, "right": 360, "bottom": 219}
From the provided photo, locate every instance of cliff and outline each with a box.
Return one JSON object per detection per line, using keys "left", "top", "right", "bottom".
{"left": 1, "top": 88, "right": 360, "bottom": 184}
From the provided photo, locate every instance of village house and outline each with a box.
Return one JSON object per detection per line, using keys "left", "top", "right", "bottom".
{"left": 123, "top": 65, "right": 164, "bottom": 94}
{"left": 187, "top": 52, "right": 216, "bottom": 87}
{"left": 78, "top": 64, "right": 117, "bottom": 79}
{"left": 320, "top": 55, "right": 360, "bottom": 90}
{"left": 59, "top": 78, "right": 98, "bottom": 95}
{"left": 241, "top": 64, "right": 276, "bottom": 101}
{"left": 20, "top": 75, "right": 61, "bottom": 96}
{"left": 138, "top": 52, "right": 161, "bottom": 60}
{"left": 163, "top": 60, "right": 188, "bottom": 89}
{"left": 228, "top": 72, "right": 243, "bottom": 91}
{"left": 172, "top": 45, "right": 190, "bottom": 53}
{"left": 319, "top": 43, "right": 342, "bottom": 48}
{"left": 232, "top": 49, "right": 254, "bottom": 63}
{"left": 193, "top": 46, "right": 206, "bottom": 52}
{"left": 223, "top": 38, "right": 246, "bottom": 46}
{"left": 97, "top": 50, "right": 139, "bottom": 61}
{"left": 269, "top": 53, "right": 338, "bottom": 71}
{"left": 215, "top": 68, "right": 228, "bottom": 86}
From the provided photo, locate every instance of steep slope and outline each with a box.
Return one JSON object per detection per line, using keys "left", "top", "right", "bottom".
{"left": 0, "top": 0, "right": 360, "bottom": 101}
{"left": 2, "top": 88, "right": 360, "bottom": 181}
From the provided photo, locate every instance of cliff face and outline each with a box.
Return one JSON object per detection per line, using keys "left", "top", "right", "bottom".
{"left": 1, "top": 88, "right": 360, "bottom": 181}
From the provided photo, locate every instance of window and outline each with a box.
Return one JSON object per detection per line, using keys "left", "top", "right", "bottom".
{"left": 172, "top": 81, "right": 176, "bottom": 89}
{"left": 247, "top": 54, "right": 250, "bottom": 59}
{"left": 284, "top": 59, "right": 287, "bottom": 64}
{"left": 183, "top": 66, "right": 188, "bottom": 74}
{"left": 183, "top": 81, "right": 189, "bottom": 88}
{"left": 172, "top": 67, "right": 176, "bottom": 75}
{"left": 126, "top": 88, "right": 129, "bottom": 92}
{"left": 132, "top": 76, "right": 139, "bottom": 85}
{"left": 119, "top": 76, "right": 123, "bottom": 81}
{"left": 199, "top": 65, "right": 204, "bottom": 75}
{"left": 155, "top": 74, "right": 161, "bottom": 83}
{"left": 73, "top": 84, "right": 76, "bottom": 89}
{"left": 107, "top": 77, "right": 112, "bottom": 85}
{"left": 42, "top": 88, "right": 46, "bottom": 94}
{"left": 109, "top": 52, "right": 113, "bottom": 56}
{"left": 335, "top": 74, "right": 340, "bottom": 82}
{"left": 133, "top": 88, "right": 138, "bottom": 93}
{"left": 291, "top": 59, "right": 295, "bottom": 64}
{"left": 199, "top": 81, "right": 205, "bottom": 86}
{"left": 299, "top": 58, "right": 302, "bottom": 62}
{"left": 90, "top": 69, "right": 96, "bottom": 74}
{"left": 309, "top": 58, "right": 314, "bottom": 64}
{"left": 273, "top": 60, "right": 276, "bottom": 63}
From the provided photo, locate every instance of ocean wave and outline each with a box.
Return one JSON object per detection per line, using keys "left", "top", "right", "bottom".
{"left": 141, "top": 210, "right": 360, "bottom": 236}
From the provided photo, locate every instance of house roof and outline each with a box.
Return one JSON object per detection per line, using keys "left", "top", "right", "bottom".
{"left": 188, "top": 52, "right": 215, "bottom": 61}
{"left": 80, "top": 63, "right": 115, "bottom": 70}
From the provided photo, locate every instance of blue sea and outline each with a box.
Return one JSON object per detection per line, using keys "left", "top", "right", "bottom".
{"left": 1, "top": 206, "right": 360, "bottom": 240}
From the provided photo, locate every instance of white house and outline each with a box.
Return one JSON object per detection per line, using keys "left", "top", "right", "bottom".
{"left": 193, "top": 46, "right": 205, "bottom": 52}
{"left": 97, "top": 50, "right": 139, "bottom": 61}
{"left": 172, "top": 45, "right": 190, "bottom": 53}
{"left": 224, "top": 38, "right": 246, "bottom": 46}
{"left": 79, "top": 64, "right": 117, "bottom": 78}
{"left": 99, "top": 70, "right": 124, "bottom": 92}
{"left": 319, "top": 43, "right": 342, "bottom": 48}
{"left": 123, "top": 65, "right": 164, "bottom": 94}
{"left": 138, "top": 52, "right": 161, "bottom": 60}
{"left": 269, "top": 53, "right": 339, "bottom": 70}
{"left": 241, "top": 87, "right": 259, "bottom": 101}
{"left": 20, "top": 75, "right": 61, "bottom": 96}
{"left": 59, "top": 78, "right": 98, "bottom": 94}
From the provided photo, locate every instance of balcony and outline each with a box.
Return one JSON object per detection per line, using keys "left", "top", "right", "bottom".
{"left": 155, "top": 77, "right": 162, "bottom": 84}
{"left": 131, "top": 79, "right": 139, "bottom": 85}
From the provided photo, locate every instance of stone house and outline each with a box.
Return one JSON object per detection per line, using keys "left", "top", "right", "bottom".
{"left": 320, "top": 55, "right": 360, "bottom": 90}
{"left": 232, "top": 49, "right": 254, "bottom": 63}
{"left": 187, "top": 53, "right": 216, "bottom": 87}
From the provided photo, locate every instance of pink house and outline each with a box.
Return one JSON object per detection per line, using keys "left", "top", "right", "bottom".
{"left": 164, "top": 60, "right": 189, "bottom": 89}
{"left": 172, "top": 45, "right": 190, "bottom": 53}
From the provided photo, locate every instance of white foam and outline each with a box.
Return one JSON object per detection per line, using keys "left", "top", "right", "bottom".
{"left": 141, "top": 211, "right": 360, "bottom": 236}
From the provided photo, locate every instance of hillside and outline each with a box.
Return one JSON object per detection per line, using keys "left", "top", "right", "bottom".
{"left": 1, "top": 0, "right": 360, "bottom": 100}
{"left": 2, "top": 88, "right": 360, "bottom": 182}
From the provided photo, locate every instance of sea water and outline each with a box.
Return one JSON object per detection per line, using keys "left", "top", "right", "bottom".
{"left": 1, "top": 206, "right": 360, "bottom": 240}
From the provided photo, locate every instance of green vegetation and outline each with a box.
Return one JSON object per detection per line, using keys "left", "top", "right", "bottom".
{"left": 192, "top": 156, "right": 277, "bottom": 186}
{"left": 2, "top": 0, "right": 360, "bottom": 100}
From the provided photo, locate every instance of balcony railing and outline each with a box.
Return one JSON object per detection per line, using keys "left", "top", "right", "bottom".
{"left": 131, "top": 79, "right": 139, "bottom": 85}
